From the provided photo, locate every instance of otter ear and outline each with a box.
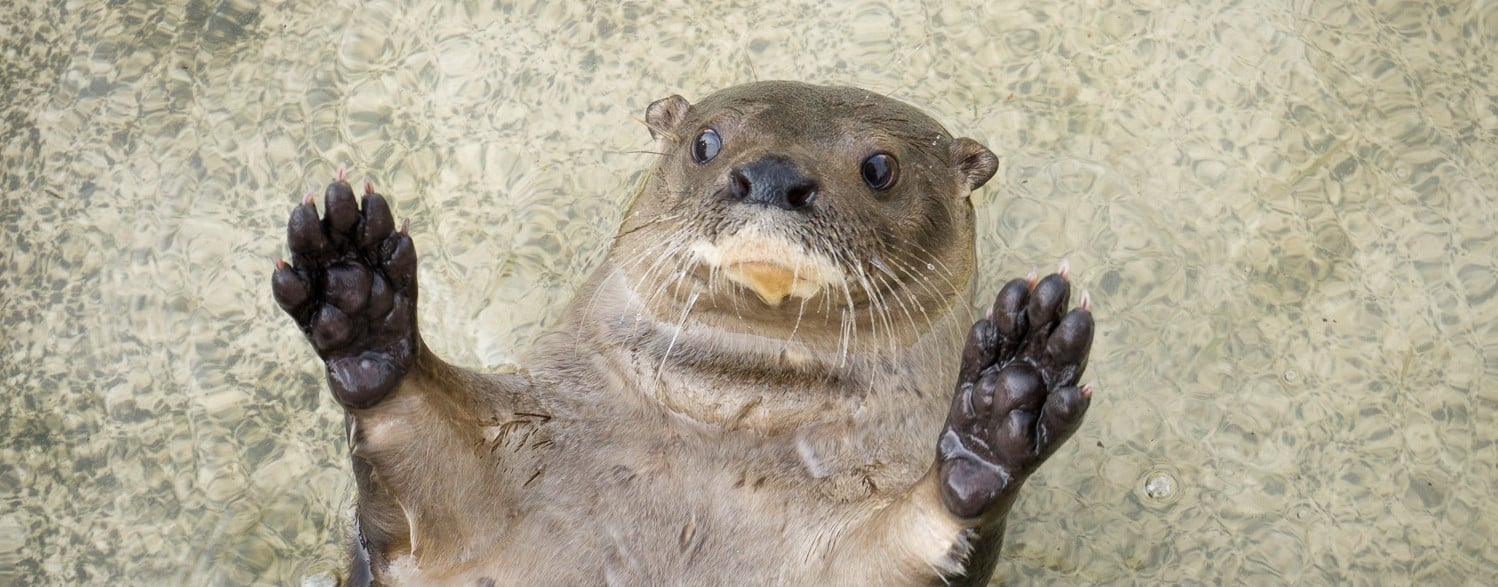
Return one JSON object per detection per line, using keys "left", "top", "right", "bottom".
{"left": 645, "top": 95, "right": 692, "bottom": 141}
{"left": 949, "top": 137, "right": 999, "bottom": 191}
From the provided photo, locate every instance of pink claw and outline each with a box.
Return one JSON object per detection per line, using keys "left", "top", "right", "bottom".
{"left": 364, "top": 179, "right": 375, "bottom": 195}
{"left": 302, "top": 190, "right": 316, "bottom": 207}
{"left": 275, "top": 258, "right": 289, "bottom": 270}
{"left": 1081, "top": 381, "right": 1096, "bottom": 399}
{"left": 400, "top": 218, "right": 410, "bottom": 235}
{"left": 336, "top": 163, "right": 347, "bottom": 182}
{"left": 1025, "top": 267, "right": 1039, "bottom": 287}
{"left": 1080, "top": 290, "right": 1092, "bottom": 311}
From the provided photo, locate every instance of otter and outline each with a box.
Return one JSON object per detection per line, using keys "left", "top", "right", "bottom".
{"left": 271, "top": 81, "right": 1095, "bottom": 586}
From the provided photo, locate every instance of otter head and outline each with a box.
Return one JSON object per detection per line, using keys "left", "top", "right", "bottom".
{"left": 613, "top": 81, "right": 998, "bottom": 349}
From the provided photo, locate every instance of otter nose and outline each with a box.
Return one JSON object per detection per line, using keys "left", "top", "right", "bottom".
{"left": 727, "top": 157, "right": 818, "bottom": 211}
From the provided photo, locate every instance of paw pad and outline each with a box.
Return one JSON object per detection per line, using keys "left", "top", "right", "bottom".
{"left": 271, "top": 175, "right": 419, "bottom": 408}
{"left": 938, "top": 270, "right": 1094, "bottom": 520}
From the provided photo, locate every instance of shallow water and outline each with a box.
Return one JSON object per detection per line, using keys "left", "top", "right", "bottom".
{"left": 1, "top": 0, "right": 1494, "bottom": 584}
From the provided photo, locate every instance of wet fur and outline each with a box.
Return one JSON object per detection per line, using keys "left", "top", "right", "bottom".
{"left": 280, "top": 82, "right": 1088, "bottom": 585}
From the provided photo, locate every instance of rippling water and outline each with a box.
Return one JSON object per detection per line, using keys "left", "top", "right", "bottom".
{"left": 1, "top": 0, "right": 1493, "bottom": 583}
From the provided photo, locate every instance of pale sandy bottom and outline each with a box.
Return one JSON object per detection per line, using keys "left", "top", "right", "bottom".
{"left": 0, "top": 0, "right": 1493, "bottom": 584}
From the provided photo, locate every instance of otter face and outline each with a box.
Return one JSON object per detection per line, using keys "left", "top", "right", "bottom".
{"left": 614, "top": 81, "right": 998, "bottom": 343}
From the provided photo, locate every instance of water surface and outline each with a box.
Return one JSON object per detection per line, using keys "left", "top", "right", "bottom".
{"left": 1, "top": 0, "right": 1493, "bottom": 583}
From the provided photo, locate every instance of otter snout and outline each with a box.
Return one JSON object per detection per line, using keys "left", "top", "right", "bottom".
{"left": 727, "top": 157, "right": 819, "bottom": 211}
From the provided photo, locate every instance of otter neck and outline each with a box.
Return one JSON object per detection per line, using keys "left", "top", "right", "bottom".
{"left": 564, "top": 264, "right": 971, "bottom": 434}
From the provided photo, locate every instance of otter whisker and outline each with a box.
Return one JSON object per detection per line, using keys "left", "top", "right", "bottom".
{"left": 864, "top": 266, "right": 920, "bottom": 353}
{"left": 585, "top": 216, "right": 691, "bottom": 328}
{"left": 882, "top": 250, "right": 955, "bottom": 307}
{"left": 838, "top": 247, "right": 899, "bottom": 353}
{"left": 879, "top": 256, "right": 944, "bottom": 333}
{"left": 838, "top": 309, "right": 855, "bottom": 369}
{"left": 620, "top": 232, "right": 696, "bottom": 326}
{"left": 786, "top": 294, "right": 811, "bottom": 348}
{"left": 650, "top": 289, "right": 700, "bottom": 391}
{"left": 813, "top": 245, "right": 859, "bottom": 367}
{"left": 638, "top": 238, "right": 698, "bottom": 319}
{"left": 844, "top": 253, "right": 895, "bottom": 353}
{"left": 869, "top": 256, "right": 897, "bottom": 280}
{"left": 828, "top": 249, "right": 862, "bottom": 366}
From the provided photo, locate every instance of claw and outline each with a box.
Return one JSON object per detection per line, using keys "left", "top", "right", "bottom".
{"left": 364, "top": 178, "right": 375, "bottom": 195}
{"left": 303, "top": 190, "right": 316, "bottom": 207}
{"left": 400, "top": 218, "right": 410, "bottom": 235}
{"left": 1081, "top": 381, "right": 1096, "bottom": 399}
{"left": 336, "top": 163, "right": 347, "bottom": 182}
{"left": 1080, "top": 290, "right": 1092, "bottom": 311}
{"left": 275, "top": 258, "right": 288, "bottom": 270}
{"left": 1058, "top": 258, "right": 1070, "bottom": 279}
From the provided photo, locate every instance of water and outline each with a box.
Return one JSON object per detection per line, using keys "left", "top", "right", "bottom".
{"left": 1, "top": 0, "right": 1493, "bottom": 583}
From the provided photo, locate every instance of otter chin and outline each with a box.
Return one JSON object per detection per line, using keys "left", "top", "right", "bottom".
{"left": 271, "top": 80, "right": 1097, "bottom": 586}
{"left": 690, "top": 225, "right": 847, "bottom": 307}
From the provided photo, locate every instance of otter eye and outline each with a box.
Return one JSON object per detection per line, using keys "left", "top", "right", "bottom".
{"left": 860, "top": 152, "right": 898, "bottom": 191}
{"left": 691, "top": 129, "right": 722, "bottom": 164}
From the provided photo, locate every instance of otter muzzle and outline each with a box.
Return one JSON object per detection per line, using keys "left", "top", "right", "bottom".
{"left": 691, "top": 228, "right": 846, "bottom": 308}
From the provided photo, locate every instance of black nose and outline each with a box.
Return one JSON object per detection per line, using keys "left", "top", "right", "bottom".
{"left": 727, "top": 157, "right": 818, "bottom": 211}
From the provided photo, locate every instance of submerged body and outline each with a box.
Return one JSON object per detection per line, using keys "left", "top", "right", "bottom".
{"left": 272, "top": 81, "right": 1096, "bottom": 585}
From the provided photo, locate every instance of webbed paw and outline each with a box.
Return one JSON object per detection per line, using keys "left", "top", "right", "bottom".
{"left": 938, "top": 266, "right": 1094, "bottom": 520}
{"left": 272, "top": 169, "right": 419, "bottom": 409}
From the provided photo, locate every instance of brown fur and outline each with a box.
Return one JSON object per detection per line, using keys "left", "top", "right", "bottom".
{"left": 341, "top": 81, "right": 1006, "bottom": 585}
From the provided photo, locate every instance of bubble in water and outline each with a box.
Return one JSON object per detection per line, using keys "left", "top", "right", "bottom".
{"left": 1139, "top": 468, "right": 1181, "bottom": 506}
{"left": 1283, "top": 370, "right": 1297, "bottom": 382}
{"left": 1144, "top": 472, "right": 1174, "bottom": 498}
{"left": 926, "top": 263, "right": 935, "bottom": 270}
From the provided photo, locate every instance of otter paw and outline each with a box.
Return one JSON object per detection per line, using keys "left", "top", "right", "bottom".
{"left": 271, "top": 169, "right": 418, "bottom": 409}
{"left": 937, "top": 266, "right": 1094, "bottom": 520}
